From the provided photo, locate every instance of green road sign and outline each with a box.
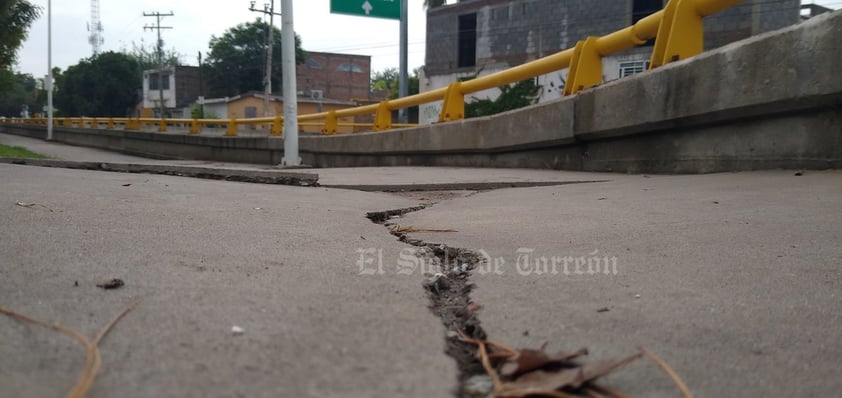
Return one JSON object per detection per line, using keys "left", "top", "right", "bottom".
{"left": 330, "top": 0, "right": 400, "bottom": 20}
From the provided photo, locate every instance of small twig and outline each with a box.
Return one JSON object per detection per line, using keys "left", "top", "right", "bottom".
{"left": 388, "top": 224, "right": 457, "bottom": 234}
{"left": 486, "top": 340, "right": 519, "bottom": 359}
{"left": 1, "top": 300, "right": 141, "bottom": 398}
{"left": 15, "top": 201, "right": 53, "bottom": 212}
{"left": 0, "top": 306, "right": 97, "bottom": 398}
{"left": 94, "top": 298, "right": 141, "bottom": 345}
{"left": 496, "top": 387, "right": 578, "bottom": 398}
{"left": 589, "top": 384, "right": 634, "bottom": 398}
{"left": 478, "top": 340, "right": 504, "bottom": 393}
{"left": 584, "top": 387, "right": 605, "bottom": 398}
{"left": 640, "top": 347, "right": 693, "bottom": 398}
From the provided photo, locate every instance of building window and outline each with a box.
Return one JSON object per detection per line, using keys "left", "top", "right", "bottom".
{"left": 632, "top": 0, "right": 662, "bottom": 24}
{"left": 337, "top": 63, "right": 363, "bottom": 73}
{"left": 148, "top": 73, "right": 170, "bottom": 90}
{"left": 244, "top": 106, "right": 258, "bottom": 118}
{"left": 306, "top": 58, "right": 321, "bottom": 69}
{"left": 458, "top": 13, "right": 477, "bottom": 68}
{"left": 632, "top": 0, "right": 662, "bottom": 46}
{"left": 619, "top": 60, "right": 650, "bottom": 78}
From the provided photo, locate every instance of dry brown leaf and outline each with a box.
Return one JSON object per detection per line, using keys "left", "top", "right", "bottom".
{"left": 500, "top": 347, "right": 589, "bottom": 377}
{"left": 506, "top": 352, "right": 642, "bottom": 391}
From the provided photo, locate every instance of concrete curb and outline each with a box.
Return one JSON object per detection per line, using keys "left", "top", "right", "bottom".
{"left": 322, "top": 180, "right": 608, "bottom": 192}
{"left": 0, "top": 157, "right": 320, "bottom": 186}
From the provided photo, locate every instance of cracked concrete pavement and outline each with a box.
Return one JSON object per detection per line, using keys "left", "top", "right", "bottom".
{"left": 0, "top": 164, "right": 455, "bottom": 398}
{"left": 2, "top": 134, "right": 841, "bottom": 397}
{"left": 399, "top": 170, "right": 842, "bottom": 397}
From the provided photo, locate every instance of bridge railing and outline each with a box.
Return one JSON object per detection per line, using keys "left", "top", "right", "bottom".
{"left": 1, "top": 0, "right": 743, "bottom": 136}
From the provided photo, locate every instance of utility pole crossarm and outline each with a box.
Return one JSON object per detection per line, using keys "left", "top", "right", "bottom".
{"left": 143, "top": 11, "right": 174, "bottom": 119}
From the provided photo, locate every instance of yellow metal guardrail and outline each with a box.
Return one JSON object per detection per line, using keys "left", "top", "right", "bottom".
{"left": 2, "top": 0, "right": 742, "bottom": 136}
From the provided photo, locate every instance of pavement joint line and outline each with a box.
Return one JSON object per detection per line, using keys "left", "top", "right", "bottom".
{"left": 0, "top": 157, "right": 319, "bottom": 187}
{"left": 324, "top": 180, "right": 609, "bottom": 192}
{"left": 366, "top": 205, "right": 490, "bottom": 396}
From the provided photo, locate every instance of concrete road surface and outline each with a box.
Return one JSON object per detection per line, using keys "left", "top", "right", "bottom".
{"left": 2, "top": 135, "right": 841, "bottom": 397}
{"left": 400, "top": 170, "right": 842, "bottom": 397}
{"left": 0, "top": 164, "right": 455, "bottom": 398}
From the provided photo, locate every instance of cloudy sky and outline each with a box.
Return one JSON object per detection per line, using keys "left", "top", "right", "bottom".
{"left": 15, "top": 0, "right": 434, "bottom": 77}
{"left": 13, "top": 0, "right": 841, "bottom": 78}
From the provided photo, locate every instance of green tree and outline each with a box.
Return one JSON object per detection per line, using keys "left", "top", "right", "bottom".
{"left": 206, "top": 19, "right": 305, "bottom": 97}
{"left": 0, "top": 72, "right": 44, "bottom": 116}
{"left": 1, "top": 0, "right": 41, "bottom": 93}
{"left": 54, "top": 52, "right": 142, "bottom": 117}
{"left": 371, "top": 67, "right": 420, "bottom": 99}
{"left": 371, "top": 67, "right": 421, "bottom": 122}
{"left": 0, "top": 0, "right": 41, "bottom": 69}
{"left": 465, "top": 79, "right": 541, "bottom": 118}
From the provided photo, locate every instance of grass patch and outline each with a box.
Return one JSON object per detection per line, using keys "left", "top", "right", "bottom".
{"left": 0, "top": 144, "right": 49, "bottom": 159}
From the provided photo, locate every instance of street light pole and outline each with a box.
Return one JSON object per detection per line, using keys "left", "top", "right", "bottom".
{"left": 398, "top": 0, "right": 408, "bottom": 124}
{"left": 47, "top": 0, "right": 53, "bottom": 140}
{"left": 280, "top": 0, "right": 299, "bottom": 166}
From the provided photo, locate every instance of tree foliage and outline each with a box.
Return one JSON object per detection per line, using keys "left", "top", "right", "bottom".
{"left": 371, "top": 67, "right": 421, "bottom": 122}
{"left": 371, "top": 67, "right": 420, "bottom": 99}
{"left": 0, "top": 71, "right": 44, "bottom": 116}
{"left": 465, "top": 79, "right": 541, "bottom": 118}
{"left": 54, "top": 52, "right": 142, "bottom": 117}
{"left": 206, "top": 19, "right": 305, "bottom": 98}
{"left": 0, "top": 0, "right": 41, "bottom": 69}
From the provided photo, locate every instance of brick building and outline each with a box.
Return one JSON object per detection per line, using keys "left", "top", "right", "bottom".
{"left": 296, "top": 52, "right": 372, "bottom": 102}
{"left": 142, "top": 66, "right": 206, "bottom": 118}
{"left": 420, "top": 0, "right": 801, "bottom": 123}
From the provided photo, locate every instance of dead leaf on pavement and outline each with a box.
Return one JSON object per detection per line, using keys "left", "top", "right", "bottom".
{"left": 506, "top": 352, "right": 642, "bottom": 391}
{"left": 500, "top": 347, "right": 589, "bottom": 377}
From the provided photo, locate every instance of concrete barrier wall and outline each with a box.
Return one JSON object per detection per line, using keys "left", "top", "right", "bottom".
{"left": 3, "top": 11, "right": 840, "bottom": 173}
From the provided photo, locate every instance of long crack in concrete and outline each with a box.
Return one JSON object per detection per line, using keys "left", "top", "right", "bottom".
{"left": 366, "top": 205, "right": 490, "bottom": 397}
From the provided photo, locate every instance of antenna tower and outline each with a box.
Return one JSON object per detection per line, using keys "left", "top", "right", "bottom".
{"left": 88, "top": 0, "right": 104, "bottom": 55}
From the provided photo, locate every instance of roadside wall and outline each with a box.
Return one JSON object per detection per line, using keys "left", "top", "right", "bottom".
{"left": 2, "top": 11, "right": 840, "bottom": 173}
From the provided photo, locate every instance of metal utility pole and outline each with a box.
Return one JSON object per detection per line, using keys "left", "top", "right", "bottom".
{"left": 249, "top": 1, "right": 281, "bottom": 117}
{"left": 398, "top": 0, "right": 408, "bottom": 124}
{"left": 143, "top": 11, "right": 173, "bottom": 118}
{"left": 281, "top": 0, "right": 299, "bottom": 165}
{"left": 47, "top": 0, "right": 53, "bottom": 140}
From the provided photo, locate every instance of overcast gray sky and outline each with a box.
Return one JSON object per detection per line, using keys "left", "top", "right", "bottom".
{"left": 15, "top": 0, "right": 432, "bottom": 77}
{"left": 13, "top": 0, "right": 841, "bottom": 78}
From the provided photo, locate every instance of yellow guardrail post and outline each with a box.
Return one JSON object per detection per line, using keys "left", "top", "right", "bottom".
{"left": 271, "top": 116, "right": 283, "bottom": 136}
{"left": 649, "top": 0, "right": 744, "bottom": 69}
{"left": 107, "top": 118, "right": 114, "bottom": 129}
{"left": 322, "top": 111, "right": 338, "bottom": 134}
{"left": 189, "top": 119, "right": 200, "bottom": 134}
{"left": 563, "top": 36, "right": 604, "bottom": 96}
{"left": 225, "top": 119, "right": 238, "bottom": 136}
{"left": 373, "top": 101, "right": 393, "bottom": 131}
{"left": 91, "top": 117, "right": 98, "bottom": 128}
{"left": 158, "top": 118, "right": 168, "bottom": 132}
{"left": 439, "top": 82, "right": 465, "bottom": 122}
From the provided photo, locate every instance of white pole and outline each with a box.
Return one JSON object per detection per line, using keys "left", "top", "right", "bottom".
{"left": 281, "top": 0, "right": 299, "bottom": 166}
{"left": 47, "top": 0, "right": 53, "bottom": 140}
{"left": 264, "top": 1, "right": 274, "bottom": 117}
{"left": 398, "top": 0, "right": 408, "bottom": 124}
